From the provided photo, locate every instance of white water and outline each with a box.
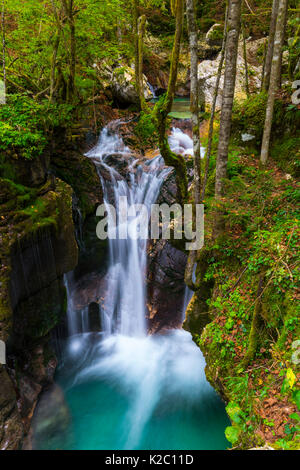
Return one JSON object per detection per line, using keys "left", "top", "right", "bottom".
{"left": 59, "top": 125, "right": 226, "bottom": 449}
{"left": 168, "top": 127, "right": 206, "bottom": 158}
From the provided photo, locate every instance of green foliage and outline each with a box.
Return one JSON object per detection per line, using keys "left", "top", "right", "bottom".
{"left": 232, "top": 92, "right": 268, "bottom": 143}
{"left": 135, "top": 111, "right": 158, "bottom": 146}
{"left": 0, "top": 94, "right": 73, "bottom": 159}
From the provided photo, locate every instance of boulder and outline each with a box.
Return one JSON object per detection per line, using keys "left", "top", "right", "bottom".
{"left": 111, "top": 66, "right": 154, "bottom": 107}
{"left": 198, "top": 39, "right": 262, "bottom": 110}
{"left": 30, "top": 384, "right": 71, "bottom": 450}
{"left": 205, "top": 23, "right": 223, "bottom": 47}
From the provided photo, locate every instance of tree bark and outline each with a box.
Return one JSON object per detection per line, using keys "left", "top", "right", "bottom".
{"left": 213, "top": 0, "right": 242, "bottom": 238}
{"left": 132, "top": 0, "right": 140, "bottom": 109}
{"left": 186, "top": 0, "right": 201, "bottom": 203}
{"left": 61, "top": 0, "right": 76, "bottom": 102}
{"left": 260, "top": 0, "right": 288, "bottom": 165}
{"left": 201, "top": 2, "right": 229, "bottom": 202}
{"left": 185, "top": 0, "right": 201, "bottom": 291}
{"left": 138, "top": 14, "right": 147, "bottom": 111}
{"left": 50, "top": 1, "right": 63, "bottom": 102}
{"left": 242, "top": 19, "right": 249, "bottom": 97}
{"left": 263, "top": 0, "right": 279, "bottom": 92}
{"left": 154, "top": 0, "right": 187, "bottom": 204}
{"left": 277, "top": 0, "right": 289, "bottom": 88}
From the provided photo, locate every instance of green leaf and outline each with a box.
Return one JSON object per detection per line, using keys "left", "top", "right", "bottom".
{"left": 225, "top": 426, "right": 240, "bottom": 444}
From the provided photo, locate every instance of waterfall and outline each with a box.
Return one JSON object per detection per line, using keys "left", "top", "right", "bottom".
{"left": 46, "top": 123, "right": 229, "bottom": 451}
{"left": 66, "top": 125, "right": 197, "bottom": 338}
{"left": 66, "top": 126, "right": 169, "bottom": 337}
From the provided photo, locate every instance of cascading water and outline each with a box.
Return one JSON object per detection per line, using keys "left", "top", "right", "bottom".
{"left": 32, "top": 124, "right": 229, "bottom": 450}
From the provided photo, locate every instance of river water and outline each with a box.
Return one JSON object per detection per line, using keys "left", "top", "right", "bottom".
{"left": 32, "top": 125, "right": 229, "bottom": 450}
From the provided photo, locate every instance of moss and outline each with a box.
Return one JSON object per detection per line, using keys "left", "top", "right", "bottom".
{"left": 185, "top": 145, "right": 299, "bottom": 448}
{"left": 270, "top": 135, "right": 300, "bottom": 177}
{"left": 0, "top": 176, "right": 77, "bottom": 344}
{"left": 51, "top": 148, "right": 102, "bottom": 220}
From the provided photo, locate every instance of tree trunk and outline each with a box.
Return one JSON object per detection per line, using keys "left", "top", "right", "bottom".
{"left": 154, "top": 0, "right": 187, "bottom": 204}
{"left": 260, "top": 38, "right": 267, "bottom": 91}
{"left": 242, "top": 19, "right": 249, "bottom": 97}
{"left": 201, "top": 2, "right": 229, "bottom": 202}
{"left": 277, "top": 0, "right": 288, "bottom": 88}
{"left": 260, "top": 0, "right": 288, "bottom": 165}
{"left": 186, "top": 0, "right": 201, "bottom": 203}
{"left": 61, "top": 0, "right": 76, "bottom": 102}
{"left": 263, "top": 0, "right": 279, "bottom": 92}
{"left": 50, "top": 32, "right": 61, "bottom": 102}
{"left": 132, "top": 0, "right": 140, "bottom": 109}
{"left": 185, "top": 0, "right": 201, "bottom": 291}
{"left": 213, "top": 0, "right": 242, "bottom": 238}
{"left": 138, "top": 14, "right": 147, "bottom": 111}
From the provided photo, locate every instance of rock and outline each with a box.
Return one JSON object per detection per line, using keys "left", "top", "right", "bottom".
{"left": 198, "top": 39, "right": 262, "bottom": 109}
{"left": 241, "top": 133, "right": 256, "bottom": 142}
{"left": 250, "top": 445, "right": 275, "bottom": 450}
{"left": 147, "top": 240, "right": 187, "bottom": 334}
{"left": 51, "top": 139, "right": 103, "bottom": 221}
{"left": 111, "top": 66, "right": 154, "bottom": 107}
{"left": 205, "top": 23, "right": 223, "bottom": 47}
{"left": 198, "top": 40, "right": 222, "bottom": 60}
{"left": 0, "top": 365, "right": 23, "bottom": 450}
{"left": 31, "top": 384, "right": 71, "bottom": 450}
{"left": 0, "top": 174, "right": 78, "bottom": 449}
{"left": 3, "top": 150, "right": 50, "bottom": 188}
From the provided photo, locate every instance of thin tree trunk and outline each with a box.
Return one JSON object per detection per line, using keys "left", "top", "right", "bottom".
{"left": 213, "top": 0, "right": 242, "bottom": 238}
{"left": 154, "top": 0, "right": 187, "bottom": 204}
{"left": 263, "top": 0, "right": 279, "bottom": 92}
{"left": 50, "top": 0, "right": 63, "bottom": 102}
{"left": 138, "top": 14, "right": 147, "bottom": 111}
{"left": 260, "top": 0, "right": 288, "bottom": 165}
{"left": 1, "top": 0, "right": 6, "bottom": 99}
{"left": 185, "top": 0, "right": 201, "bottom": 291}
{"left": 186, "top": 0, "right": 201, "bottom": 203}
{"left": 61, "top": 0, "right": 76, "bottom": 102}
{"left": 242, "top": 18, "right": 249, "bottom": 97}
{"left": 50, "top": 32, "right": 61, "bottom": 102}
{"left": 201, "top": 2, "right": 229, "bottom": 202}
{"left": 132, "top": 0, "right": 140, "bottom": 109}
{"left": 260, "top": 38, "right": 267, "bottom": 91}
{"left": 277, "top": 0, "right": 288, "bottom": 88}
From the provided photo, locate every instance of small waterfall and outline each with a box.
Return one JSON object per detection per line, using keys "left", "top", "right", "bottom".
{"left": 147, "top": 82, "right": 158, "bottom": 99}
{"left": 66, "top": 124, "right": 171, "bottom": 338}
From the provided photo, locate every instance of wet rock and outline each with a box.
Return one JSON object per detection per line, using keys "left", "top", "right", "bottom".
{"left": 51, "top": 142, "right": 103, "bottom": 221}
{"left": 147, "top": 240, "right": 187, "bottom": 334}
{"left": 30, "top": 384, "right": 71, "bottom": 450}
{"left": 3, "top": 150, "right": 50, "bottom": 188}
{"left": 111, "top": 66, "right": 154, "bottom": 107}
{"left": 88, "top": 302, "right": 102, "bottom": 332}
{"left": 0, "top": 365, "right": 23, "bottom": 450}
{"left": 0, "top": 176, "right": 77, "bottom": 449}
